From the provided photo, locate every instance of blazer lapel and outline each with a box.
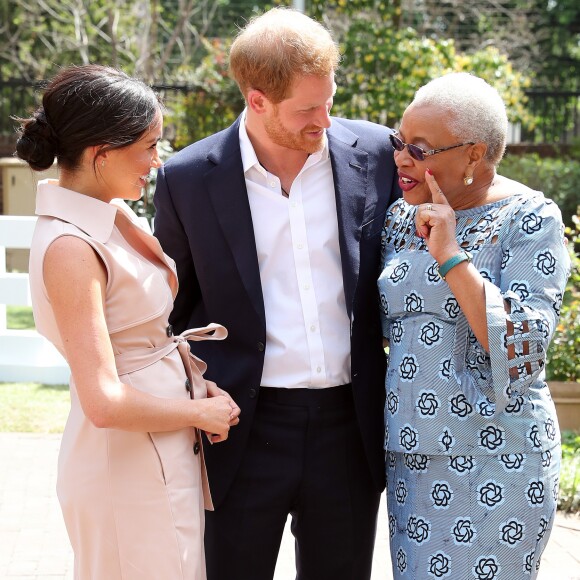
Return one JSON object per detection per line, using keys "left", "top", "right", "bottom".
{"left": 203, "top": 120, "right": 266, "bottom": 326}
{"left": 327, "top": 122, "right": 369, "bottom": 317}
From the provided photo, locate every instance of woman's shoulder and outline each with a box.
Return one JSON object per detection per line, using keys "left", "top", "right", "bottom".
{"left": 33, "top": 215, "right": 93, "bottom": 252}
{"left": 493, "top": 177, "right": 566, "bottom": 245}
{"left": 495, "top": 175, "right": 561, "bottom": 216}
{"left": 31, "top": 216, "right": 109, "bottom": 284}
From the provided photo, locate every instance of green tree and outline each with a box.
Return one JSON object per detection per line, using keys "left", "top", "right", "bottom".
{"left": 0, "top": 0, "right": 267, "bottom": 82}
{"left": 308, "top": 1, "right": 533, "bottom": 127}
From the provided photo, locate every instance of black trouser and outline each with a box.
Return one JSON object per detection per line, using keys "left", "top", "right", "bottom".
{"left": 205, "top": 385, "right": 381, "bottom": 580}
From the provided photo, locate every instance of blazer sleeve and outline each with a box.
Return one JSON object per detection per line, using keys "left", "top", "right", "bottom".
{"left": 153, "top": 165, "right": 202, "bottom": 333}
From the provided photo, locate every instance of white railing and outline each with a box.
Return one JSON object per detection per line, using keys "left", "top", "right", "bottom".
{"left": 0, "top": 215, "right": 69, "bottom": 384}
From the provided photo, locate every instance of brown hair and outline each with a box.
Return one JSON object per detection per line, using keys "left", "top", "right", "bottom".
{"left": 15, "top": 65, "right": 162, "bottom": 172}
{"left": 229, "top": 7, "right": 340, "bottom": 103}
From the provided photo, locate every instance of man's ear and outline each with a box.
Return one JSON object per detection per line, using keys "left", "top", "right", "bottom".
{"left": 247, "top": 89, "right": 270, "bottom": 115}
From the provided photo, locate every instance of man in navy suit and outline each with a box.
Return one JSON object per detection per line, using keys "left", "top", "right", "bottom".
{"left": 154, "top": 7, "right": 399, "bottom": 580}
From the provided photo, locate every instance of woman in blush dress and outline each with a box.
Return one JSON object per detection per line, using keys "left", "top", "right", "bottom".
{"left": 378, "top": 72, "right": 570, "bottom": 579}
{"left": 16, "top": 64, "right": 240, "bottom": 579}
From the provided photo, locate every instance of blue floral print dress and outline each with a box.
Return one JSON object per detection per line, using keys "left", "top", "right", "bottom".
{"left": 378, "top": 190, "right": 570, "bottom": 579}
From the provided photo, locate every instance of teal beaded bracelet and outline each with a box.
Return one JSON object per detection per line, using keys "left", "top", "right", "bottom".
{"left": 438, "top": 251, "right": 472, "bottom": 280}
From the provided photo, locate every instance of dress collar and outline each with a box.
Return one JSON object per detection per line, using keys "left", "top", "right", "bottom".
{"left": 35, "top": 179, "right": 142, "bottom": 243}
{"left": 35, "top": 179, "right": 178, "bottom": 296}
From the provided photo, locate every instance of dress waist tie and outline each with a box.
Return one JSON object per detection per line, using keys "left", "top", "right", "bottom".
{"left": 114, "top": 323, "right": 228, "bottom": 510}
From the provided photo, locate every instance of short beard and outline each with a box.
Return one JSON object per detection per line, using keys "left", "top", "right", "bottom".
{"left": 264, "top": 108, "right": 325, "bottom": 154}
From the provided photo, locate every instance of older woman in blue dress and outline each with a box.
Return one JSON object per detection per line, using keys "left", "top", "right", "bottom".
{"left": 378, "top": 72, "right": 570, "bottom": 579}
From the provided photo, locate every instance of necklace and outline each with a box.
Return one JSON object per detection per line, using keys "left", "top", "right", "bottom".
{"left": 260, "top": 163, "right": 289, "bottom": 198}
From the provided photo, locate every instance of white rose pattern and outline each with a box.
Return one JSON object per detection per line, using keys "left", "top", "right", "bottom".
{"left": 380, "top": 195, "right": 564, "bottom": 578}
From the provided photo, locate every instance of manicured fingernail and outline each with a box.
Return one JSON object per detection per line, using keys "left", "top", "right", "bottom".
{"left": 426, "top": 168, "right": 433, "bottom": 176}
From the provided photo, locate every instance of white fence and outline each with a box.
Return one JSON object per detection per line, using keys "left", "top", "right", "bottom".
{"left": 0, "top": 215, "right": 69, "bottom": 384}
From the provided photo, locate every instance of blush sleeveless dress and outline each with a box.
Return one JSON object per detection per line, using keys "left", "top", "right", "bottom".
{"left": 28, "top": 179, "right": 225, "bottom": 579}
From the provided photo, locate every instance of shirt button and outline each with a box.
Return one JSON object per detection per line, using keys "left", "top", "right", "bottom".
{"left": 310, "top": 325, "right": 316, "bottom": 332}
{"left": 166, "top": 324, "right": 173, "bottom": 337}
{"left": 185, "top": 378, "right": 191, "bottom": 392}
{"left": 249, "top": 388, "right": 258, "bottom": 399}
{"left": 269, "top": 181, "right": 275, "bottom": 187}
{"left": 304, "top": 284, "right": 310, "bottom": 290}
{"left": 316, "top": 366, "right": 322, "bottom": 373}
{"left": 297, "top": 243, "right": 303, "bottom": 249}
{"left": 257, "top": 341, "right": 265, "bottom": 352}
{"left": 193, "top": 441, "right": 200, "bottom": 455}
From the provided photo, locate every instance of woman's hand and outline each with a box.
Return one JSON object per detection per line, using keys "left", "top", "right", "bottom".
{"left": 415, "top": 169, "right": 461, "bottom": 265}
{"left": 205, "top": 380, "right": 240, "bottom": 443}
{"left": 415, "top": 169, "right": 489, "bottom": 350}
{"left": 206, "top": 380, "right": 241, "bottom": 424}
{"left": 196, "top": 395, "right": 238, "bottom": 443}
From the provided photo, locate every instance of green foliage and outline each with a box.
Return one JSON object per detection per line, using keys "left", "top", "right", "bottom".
{"left": 0, "top": 0, "right": 268, "bottom": 82}
{"left": 6, "top": 306, "right": 34, "bottom": 330}
{"left": 0, "top": 0, "right": 139, "bottom": 79}
{"left": 499, "top": 153, "right": 580, "bottom": 228}
{"left": 560, "top": 430, "right": 580, "bottom": 513}
{"left": 535, "top": 0, "right": 580, "bottom": 89}
{"left": 0, "top": 382, "right": 69, "bottom": 433}
{"left": 309, "top": 2, "right": 534, "bottom": 128}
{"left": 167, "top": 38, "right": 244, "bottom": 150}
{"left": 334, "top": 25, "right": 455, "bottom": 126}
{"left": 0, "top": 0, "right": 567, "bottom": 155}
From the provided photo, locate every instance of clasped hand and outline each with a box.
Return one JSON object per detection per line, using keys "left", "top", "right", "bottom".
{"left": 202, "top": 380, "right": 241, "bottom": 444}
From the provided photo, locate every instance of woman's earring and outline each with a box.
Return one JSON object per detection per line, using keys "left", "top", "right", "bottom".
{"left": 101, "top": 160, "right": 105, "bottom": 168}
{"left": 464, "top": 175, "right": 473, "bottom": 186}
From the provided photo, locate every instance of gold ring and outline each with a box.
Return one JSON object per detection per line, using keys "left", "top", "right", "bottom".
{"left": 427, "top": 204, "right": 433, "bottom": 211}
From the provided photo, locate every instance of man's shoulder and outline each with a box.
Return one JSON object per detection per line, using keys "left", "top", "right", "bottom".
{"left": 330, "top": 117, "right": 393, "bottom": 139}
{"left": 164, "top": 119, "right": 241, "bottom": 171}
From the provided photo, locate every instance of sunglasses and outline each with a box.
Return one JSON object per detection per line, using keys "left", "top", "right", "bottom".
{"left": 389, "top": 132, "right": 474, "bottom": 161}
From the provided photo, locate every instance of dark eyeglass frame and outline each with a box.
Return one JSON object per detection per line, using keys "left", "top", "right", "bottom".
{"left": 389, "top": 131, "right": 474, "bottom": 161}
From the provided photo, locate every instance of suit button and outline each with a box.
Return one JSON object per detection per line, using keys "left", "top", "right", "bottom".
{"left": 193, "top": 441, "right": 200, "bottom": 455}
{"left": 166, "top": 324, "right": 173, "bottom": 337}
{"left": 185, "top": 378, "right": 191, "bottom": 392}
{"left": 249, "top": 388, "right": 257, "bottom": 399}
{"left": 257, "top": 341, "right": 265, "bottom": 352}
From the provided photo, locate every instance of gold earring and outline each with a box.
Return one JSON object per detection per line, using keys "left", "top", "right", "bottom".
{"left": 464, "top": 175, "right": 473, "bottom": 186}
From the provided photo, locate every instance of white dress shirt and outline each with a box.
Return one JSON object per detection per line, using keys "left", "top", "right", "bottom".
{"left": 239, "top": 117, "right": 351, "bottom": 388}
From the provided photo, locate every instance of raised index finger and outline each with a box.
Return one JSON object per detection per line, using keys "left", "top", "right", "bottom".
{"left": 425, "top": 169, "right": 451, "bottom": 206}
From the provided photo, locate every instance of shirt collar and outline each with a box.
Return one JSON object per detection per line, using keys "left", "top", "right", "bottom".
{"left": 238, "top": 109, "right": 329, "bottom": 175}
{"left": 35, "top": 179, "right": 121, "bottom": 243}
{"left": 239, "top": 110, "right": 262, "bottom": 174}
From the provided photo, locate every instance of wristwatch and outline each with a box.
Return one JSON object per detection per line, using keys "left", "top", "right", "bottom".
{"left": 438, "top": 251, "right": 473, "bottom": 281}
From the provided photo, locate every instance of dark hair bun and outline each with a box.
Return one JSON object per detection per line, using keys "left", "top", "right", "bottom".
{"left": 15, "top": 110, "right": 59, "bottom": 171}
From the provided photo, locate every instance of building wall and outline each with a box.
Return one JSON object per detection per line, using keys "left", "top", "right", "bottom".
{"left": 0, "top": 158, "right": 57, "bottom": 272}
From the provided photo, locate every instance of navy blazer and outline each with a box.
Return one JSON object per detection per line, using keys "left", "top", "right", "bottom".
{"left": 154, "top": 116, "right": 400, "bottom": 507}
